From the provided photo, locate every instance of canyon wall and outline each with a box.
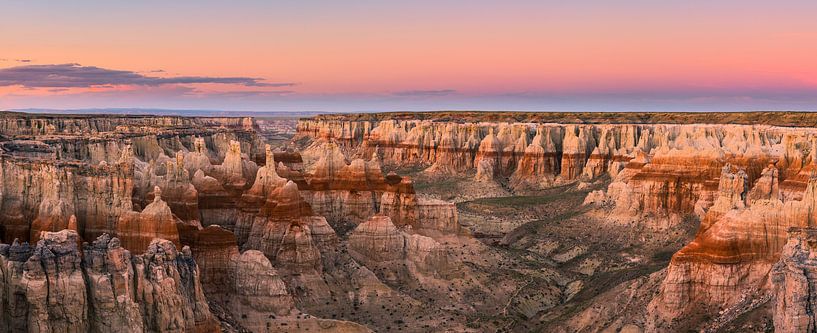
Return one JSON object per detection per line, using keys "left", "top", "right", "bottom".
{"left": 10, "top": 110, "right": 817, "bottom": 331}
{"left": 296, "top": 112, "right": 817, "bottom": 331}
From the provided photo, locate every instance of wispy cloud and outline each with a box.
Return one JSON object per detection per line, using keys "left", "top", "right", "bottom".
{"left": 0, "top": 63, "right": 295, "bottom": 88}
{"left": 392, "top": 89, "right": 457, "bottom": 97}
{"left": 192, "top": 90, "right": 296, "bottom": 98}
{"left": 16, "top": 59, "right": 32, "bottom": 63}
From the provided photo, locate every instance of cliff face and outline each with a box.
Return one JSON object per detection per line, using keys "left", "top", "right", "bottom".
{"left": 772, "top": 228, "right": 817, "bottom": 333}
{"left": 296, "top": 119, "right": 804, "bottom": 236}
{"left": 645, "top": 162, "right": 817, "bottom": 330}
{"left": 301, "top": 141, "right": 384, "bottom": 226}
{"left": 0, "top": 155, "right": 134, "bottom": 243}
{"left": 297, "top": 119, "right": 784, "bottom": 193}
{"left": 296, "top": 113, "right": 817, "bottom": 331}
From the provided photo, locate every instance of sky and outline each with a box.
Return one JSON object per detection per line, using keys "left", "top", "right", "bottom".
{"left": 1, "top": 0, "right": 816, "bottom": 112}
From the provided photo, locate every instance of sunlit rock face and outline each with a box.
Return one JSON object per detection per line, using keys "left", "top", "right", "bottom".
{"left": 224, "top": 250, "right": 295, "bottom": 326}
{"left": 349, "top": 215, "right": 407, "bottom": 266}
{"left": 301, "top": 141, "right": 385, "bottom": 226}
{"left": 597, "top": 125, "right": 783, "bottom": 232}
{"left": 297, "top": 113, "right": 817, "bottom": 332}
{"left": 242, "top": 181, "right": 327, "bottom": 268}
{"left": 279, "top": 139, "right": 460, "bottom": 236}
{"left": 116, "top": 186, "right": 181, "bottom": 254}
{"left": 510, "top": 126, "right": 561, "bottom": 189}
{"left": 189, "top": 225, "right": 240, "bottom": 295}
{"left": 297, "top": 117, "right": 795, "bottom": 194}
{"left": 646, "top": 162, "right": 817, "bottom": 330}
{"left": 0, "top": 155, "right": 134, "bottom": 243}
{"left": 559, "top": 125, "right": 595, "bottom": 181}
{"left": 133, "top": 152, "right": 200, "bottom": 224}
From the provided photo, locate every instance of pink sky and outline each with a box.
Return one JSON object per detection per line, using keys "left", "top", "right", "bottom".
{"left": 2, "top": 1, "right": 816, "bottom": 111}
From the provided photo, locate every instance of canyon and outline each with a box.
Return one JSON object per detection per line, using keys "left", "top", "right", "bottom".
{"left": 3, "top": 110, "right": 817, "bottom": 332}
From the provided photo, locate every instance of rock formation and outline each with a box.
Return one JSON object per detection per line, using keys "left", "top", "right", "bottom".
{"left": 349, "top": 215, "right": 456, "bottom": 283}
{"left": 224, "top": 250, "right": 295, "bottom": 325}
{"left": 0, "top": 230, "right": 218, "bottom": 333}
{"left": 242, "top": 180, "right": 328, "bottom": 271}
{"left": 510, "top": 126, "right": 560, "bottom": 189}
{"left": 646, "top": 162, "right": 817, "bottom": 330}
{"left": 116, "top": 186, "right": 181, "bottom": 254}
{"left": 772, "top": 227, "right": 817, "bottom": 333}
{"left": 14, "top": 110, "right": 817, "bottom": 331}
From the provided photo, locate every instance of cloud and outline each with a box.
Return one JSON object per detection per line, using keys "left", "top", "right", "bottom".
{"left": 392, "top": 89, "right": 457, "bottom": 97}
{"left": 0, "top": 63, "right": 295, "bottom": 88}
{"left": 193, "top": 90, "right": 296, "bottom": 98}
{"left": 16, "top": 59, "right": 32, "bottom": 63}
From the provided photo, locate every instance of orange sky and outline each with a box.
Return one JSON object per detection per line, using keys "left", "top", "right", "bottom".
{"left": 2, "top": 1, "right": 816, "bottom": 111}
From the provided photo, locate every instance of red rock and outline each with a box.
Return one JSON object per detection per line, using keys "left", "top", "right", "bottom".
{"left": 190, "top": 225, "right": 240, "bottom": 295}
{"left": 116, "top": 186, "right": 181, "bottom": 254}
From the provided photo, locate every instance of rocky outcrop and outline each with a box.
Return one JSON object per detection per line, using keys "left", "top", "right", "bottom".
{"left": 296, "top": 117, "right": 804, "bottom": 194}
{"left": 348, "top": 215, "right": 456, "bottom": 282}
{"left": 560, "top": 126, "right": 594, "bottom": 181}
{"left": 0, "top": 230, "right": 218, "bottom": 333}
{"left": 241, "top": 144, "right": 288, "bottom": 204}
{"left": 189, "top": 226, "right": 366, "bottom": 333}
{"left": 225, "top": 250, "right": 295, "bottom": 320}
{"left": 0, "top": 112, "right": 263, "bottom": 246}
{"left": 184, "top": 139, "right": 263, "bottom": 233}
{"left": 772, "top": 227, "right": 817, "bottom": 333}
{"left": 425, "top": 123, "right": 481, "bottom": 174}
{"left": 510, "top": 126, "right": 560, "bottom": 189}
{"left": 82, "top": 234, "right": 145, "bottom": 333}
{"left": 0, "top": 155, "right": 134, "bottom": 243}
{"left": 596, "top": 126, "right": 781, "bottom": 231}
{"left": 0, "top": 230, "right": 88, "bottom": 332}
{"left": 135, "top": 239, "right": 218, "bottom": 333}
{"left": 301, "top": 142, "right": 384, "bottom": 226}
{"left": 646, "top": 163, "right": 817, "bottom": 330}
{"left": 474, "top": 128, "right": 502, "bottom": 181}
{"left": 29, "top": 199, "right": 79, "bottom": 245}
{"left": 116, "top": 187, "right": 181, "bottom": 254}
{"left": 349, "top": 215, "right": 406, "bottom": 266}
{"left": 133, "top": 152, "right": 200, "bottom": 223}
{"left": 189, "top": 225, "right": 240, "bottom": 295}
{"left": 242, "top": 181, "right": 330, "bottom": 272}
